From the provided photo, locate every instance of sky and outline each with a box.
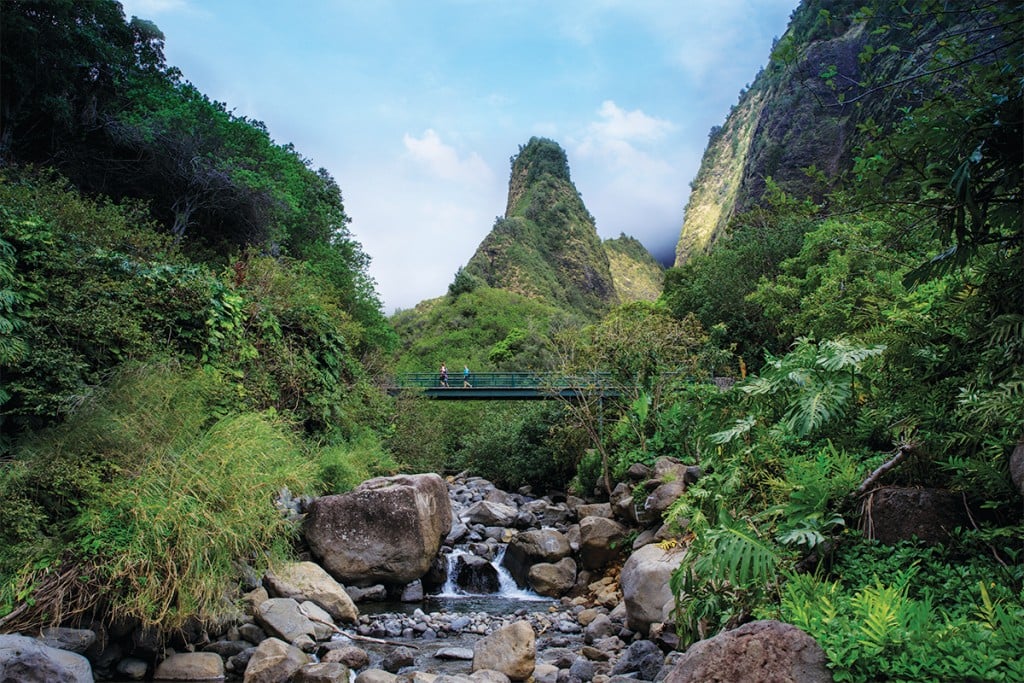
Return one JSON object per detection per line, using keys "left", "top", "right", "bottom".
{"left": 119, "top": 0, "right": 800, "bottom": 313}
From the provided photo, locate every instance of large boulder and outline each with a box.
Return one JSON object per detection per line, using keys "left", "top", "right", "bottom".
{"left": 502, "top": 529, "right": 572, "bottom": 587}
{"left": 472, "top": 621, "right": 536, "bottom": 681}
{"left": 0, "top": 634, "right": 93, "bottom": 683}
{"left": 664, "top": 620, "right": 832, "bottom": 683}
{"left": 304, "top": 473, "right": 452, "bottom": 586}
{"left": 578, "top": 516, "right": 628, "bottom": 570}
{"left": 265, "top": 561, "right": 358, "bottom": 623}
{"left": 861, "top": 486, "right": 970, "bottom": 545}
{"left": 153, "top": 652, "right": 225, "bottom": 681}
{"left": 620, "top": 542, "right": 687, "bottom": 637}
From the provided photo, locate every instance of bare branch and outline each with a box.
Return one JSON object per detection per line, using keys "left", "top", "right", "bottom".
{"left": 855, "top": 440, "right": 918, "bottom": 496}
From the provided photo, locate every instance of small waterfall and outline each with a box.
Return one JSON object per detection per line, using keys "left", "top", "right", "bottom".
{"left": 436, "top": 547, "right": 544, "bottom": 601}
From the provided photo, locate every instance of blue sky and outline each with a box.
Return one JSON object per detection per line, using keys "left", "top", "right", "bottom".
{"left": 119, "top": 0, "right": 799, "bottom": 312}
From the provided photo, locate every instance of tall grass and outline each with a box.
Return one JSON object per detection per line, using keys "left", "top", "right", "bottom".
{"left": 74, "top": 412, "right": 316, "bottom": 626}
{"left": 0, "top": 361, "right": 323, "bottom": 630}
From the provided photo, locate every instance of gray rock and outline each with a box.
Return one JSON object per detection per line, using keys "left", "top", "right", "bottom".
{"left": 435, "top": 647, "right": 475, "bottom": 660}
{"left": 534, "top": 663, "right": 560, "bottom": 683}
{"left": 401, "top": 580, "right": 425, "bottom": 602}
{"left": 255, "top": 597, "right": 318, "bottom": 644}
{"left": 642, "top": 481, "right": 685, "bottom": 519}
{"left": 294, "top": 661, "right": 350, "bottom": 682}
{"left": 356, "top": 670, "right": 399, "bottom": 683}
{"left": 264, "top": 561, "right": 359, "bottom": 623}
{"left": 455, "top": 554, "right": 500, "bottom": 593}
{"left": 539, "top": 647, "right": 577, "bottom": 669}
{"left": 463, "top": 500, "right": 519, "bottom": 527}
{"left": 321, "top": 644, "right": 369, "bottom": 669}
{"left": 304, "top": 473, "right": 452, "bottom": 586}
{"left": 446, "top": 523, "right": 470, "bottom": 544}
{"left": 203, "top": 639, "right": 252, "bottom": 657}
{"left": 584, "top": 614, "right": 616, "bottom": 644}
{"left": 862, "top": 486, "right": 971, "bottom": 545}
{"left": 152, "top": 652, "right": 224, "bottom": 681}
{"left": 469, "top": 670, "right": 512, "bottom": 683}
{"left": 1009, "top": 440, "right": 1023, "bottom": 497}
{"left": 238, "top": 623, "right": 267, "bottom": 645}
{"left": 626, "top": 463, "right": 653, "bottom": 481}
{"left": 243, "top": 637, "right": 310, "bottom": 683}
{"left": 115, "top": 656, "right": 149, "bottom": 681}
{"left": 472, "top": 621, "right": 536, "bottom": 681}
{"left": 663, "top": 620, "right": 832, "bottom": 683}
{"left": 38, "top": 627, "right": 96, "bottom": 655}
{"left": 579, "top": 516, "right": 628, "bottom": 570}
{"left": 576, "top": 503, "right": 613, "bottom": 519}
{"left": 347, "top": 584, "right": 388, "bottom": 603}
{"left": 503, "top": 529, "right": 572, "bottom": 587}
{"left": 569, "top": 657, "right": 597, "bottom": 682}
{"left": 382, "top": 646, "right": 416, "bottom": 673}
{"left": 620, "top": 543, "right": 686, "bottom": 637}
{"left": 0, "top": 634, "right": 93, "bottom": 683}
{"left": 226, "top": 647, "right": 256, "bottom": 674}
{"left": 611, "top": 640, "right": 664, "bottom": 681}
{"left": 528, "top": 557, "right": 577, "bottom": 598}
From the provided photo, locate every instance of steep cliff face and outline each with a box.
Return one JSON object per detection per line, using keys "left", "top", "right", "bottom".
{"left": 675, "top": 0, "right": 931, "bottom": 266}
{"left": 465, "top": 137, "right": 619, "bottom": 317}
{"left": 604, "top": 234, "right": 664, "bottom": 303}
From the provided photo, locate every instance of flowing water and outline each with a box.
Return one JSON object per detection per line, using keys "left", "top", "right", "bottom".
{"left": 360, "top": 546, "right": 556, "bottom": 616}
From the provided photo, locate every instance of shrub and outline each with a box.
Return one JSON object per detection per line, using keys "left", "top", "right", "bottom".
{"left": 0, "top": 362, "right": 320, "bottom": 630}
{"left": 779, "top": 538, "right": 1024, "bottom": 682}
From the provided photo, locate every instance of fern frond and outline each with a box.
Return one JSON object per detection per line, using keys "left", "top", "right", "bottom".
{"left": 817, "top": 338, "right": 887, "bottom": 371}
{"left": 851, "top": 580, "right": 905, "bottom": 652}
{"left": 708, "top": 415, "right": 758, "bottom": 444}
{"left": 784, "top": 378, "right": 851, "bottom": 436}
{"left": 697, "top": 517, "right": 780, "bottom": 589}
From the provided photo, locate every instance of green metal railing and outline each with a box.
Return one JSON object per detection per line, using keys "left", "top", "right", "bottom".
{"left": 386, "top": 372, "right": 621, "bottom": 400}
{"left": 390, "top": 371, "right": 612, "bottom": 390}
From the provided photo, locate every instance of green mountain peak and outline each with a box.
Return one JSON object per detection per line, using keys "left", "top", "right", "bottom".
{"left": 464, "top": 137, "right": 619, "bottom": 317}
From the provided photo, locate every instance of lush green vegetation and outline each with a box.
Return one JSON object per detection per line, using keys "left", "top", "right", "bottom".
{"left": 0, "top": 1, "right": 396, "bottom": 632}
{"left": 0, "top": 2, "right": 1020, "bottom": 681}
{"left": 657, "top": 2, "right": 1022, "bottom": 679}
{"left": 603, "top": 234, "right": 664, "bottom": 302}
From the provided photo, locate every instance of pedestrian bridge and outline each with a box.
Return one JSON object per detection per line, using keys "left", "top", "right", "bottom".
{"left": 386, "top": 372, "right": 621, "bottom": 400}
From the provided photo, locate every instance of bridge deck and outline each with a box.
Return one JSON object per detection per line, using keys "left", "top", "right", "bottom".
{"left": 386, "top": 372, "right": 619, "bottom": 400}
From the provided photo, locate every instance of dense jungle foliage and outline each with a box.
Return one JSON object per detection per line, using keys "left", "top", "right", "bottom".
{"left": 0, "top": 0, "right": 398, "bottom": 631}
{"left": 656, "top": 1, "right": 1023, "bottom": 679}
{"left": 0, "top": 1, "right": 1021, "bottom": 681}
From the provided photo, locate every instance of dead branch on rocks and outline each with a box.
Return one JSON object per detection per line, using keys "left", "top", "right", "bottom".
{"left": 855, "top": 440, "right": 918, "bottom": 497}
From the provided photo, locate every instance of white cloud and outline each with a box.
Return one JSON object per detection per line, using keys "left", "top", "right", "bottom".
{"left": 574, "top": 100, "right": 674, "bottom": 171}
{"left": 592, "top": 100, "right": 674, "bottom": 143}
{"left": 402, "top": 129, "right": 494, "bottom": 186}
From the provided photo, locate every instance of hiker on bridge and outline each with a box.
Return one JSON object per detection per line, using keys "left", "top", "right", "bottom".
{"left": 439, "top": 363, "right": 449, "bottom": 387}
{"left": 463, "top": 365, "right": 472, "bottom": 387}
